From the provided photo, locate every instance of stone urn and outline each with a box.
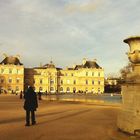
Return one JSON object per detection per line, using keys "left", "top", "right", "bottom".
{"left": 124, "top": 37, "right": 140, "bottom": 64}
{"left": 117, "top": 36, "right": 140, "bottom": 135}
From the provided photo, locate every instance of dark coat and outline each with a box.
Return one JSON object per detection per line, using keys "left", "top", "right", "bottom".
{"left": 23, "top": 87, "right": 38, "bottom": 111}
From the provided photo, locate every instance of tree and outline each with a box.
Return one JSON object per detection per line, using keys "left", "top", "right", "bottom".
{"left": 120, "top": 63, "right": 132, "bottom": 79}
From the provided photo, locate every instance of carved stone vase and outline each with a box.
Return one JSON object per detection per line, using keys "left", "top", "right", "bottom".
{"left": 117, "top": 36, "right": 140, "bottom": 135}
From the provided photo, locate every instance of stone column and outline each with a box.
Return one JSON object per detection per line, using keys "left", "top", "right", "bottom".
{"left": 117, "top": 36, "right": 140, "bottom": 135}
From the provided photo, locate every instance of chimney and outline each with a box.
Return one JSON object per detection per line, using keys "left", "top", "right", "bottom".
{"left": 82, "top": 58, "right": 86, "bottom": 65}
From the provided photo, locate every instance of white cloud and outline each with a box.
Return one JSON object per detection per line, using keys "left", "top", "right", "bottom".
{"left": 0, "top": 0, "right": 140, "bottom": 74}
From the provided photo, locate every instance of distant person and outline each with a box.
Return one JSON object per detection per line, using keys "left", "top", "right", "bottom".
{"left": 23, "top": 86, "right": 38, "bottom": 126}
{"left": 38, "top": 91, "right": 42, "bottom": 100}
{"left": 45, "top": 90, "right": 48, "bottom": 95}
{"left": 20, "top": 91, "right": 23, "bottom": 99}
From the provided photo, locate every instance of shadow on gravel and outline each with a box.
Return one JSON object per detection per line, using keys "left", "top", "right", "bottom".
{"left": 0, "top": 110, "right": 72, "bottom": 125}
{"left": 38, "top": 109, "right": 91, "bottom": 125}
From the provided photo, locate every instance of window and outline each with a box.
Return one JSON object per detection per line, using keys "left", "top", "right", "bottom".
{"left": 73, "top": 87, "right": 76, "bottom": 93}
{"left": 98, "top": 72, "right": 100, "bottom": 77}
{"left": 60, "top": 80, "right": 63, "bottom": 84}
{"left": 60, "top": 87, "right": 63, "bottom": 92}
{"left": 86, "top": 72, "right": 88, "bottom": 76}
{"left": 9, "top": 69, "right": 12, "bottom": 74}
{"left": 8, "top": 86, "right": 12, "bottom": 91}
{"left": 66, "top": 87, "right": 70, "bottom": 92}
{"left": 50, "top": 87, "right": 54, "bottom": 92}
{"left": 40, "top": 79, "right": 43, "bottom": 84}
{"left": 73, "top": 80, "right": 76, "bottom": 85}
{"left": 92, "top": 72, "right": 94, "bottom": 76}
{"left": 0, "top": 79, "right": 4, "bottom": 83}
{"left": 92, "top": 80, "right": 94, "bottom": 85}
{"left": 8, "top": 78, "right": 12, "bottom": 83}
{"left": 50, "top": 79, "right": 54, "bottom": 84}
{"left": 1, "top": 69, "right": 4, "bottom": 73}
{"left": 98, "top": 81, "right": 101, "bottom": 85}
{"left": 16, "top": 78, "right": 20, "bottom": 83}
{"left": 16, "top": 86, "right": 19, "bottom": 91}
{"left": 67, "top": 80, "right": 70, "bottom": 84}
{"left": 86, "top": 80, "right": 88, "bottom": 85}
{"left": 71, "top": 73, "right": 74, "bottom": 76}
{"left": 39, "top": 87, "right": 43, "bottom": 91}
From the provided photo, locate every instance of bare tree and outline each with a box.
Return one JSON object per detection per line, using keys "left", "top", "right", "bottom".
{"left": 120, "top": 63, "right": 132, "bottom": 79}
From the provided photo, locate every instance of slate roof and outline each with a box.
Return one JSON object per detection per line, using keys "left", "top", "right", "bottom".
{"left": 74, "top": 61, "right": 101, "bottom": 70}
{"left": 0, "top": 56, "right": 23, "bottom": 65}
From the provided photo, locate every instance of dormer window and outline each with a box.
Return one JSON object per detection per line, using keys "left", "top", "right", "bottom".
{"left": 9, "top": 69, "right": 12, "bottom": 74}
{"left": 1, "top": 69, "right": 4, "bottom": 73}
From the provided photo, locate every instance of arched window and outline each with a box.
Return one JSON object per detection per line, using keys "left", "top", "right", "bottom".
{"left": 39, "top": 87, "right": 43, "bottom": 91}
{"left": 66, "top": 87, "right": 70, "bottom": 92}
{"left": 73, "top": 87, "right": 76, "bottom": 93}
{"left": 60, "top": 87, "right": 63, "bottom": 92}
{"left": 50, "top": 87, "right": 54, "bottom": 92}
{"left": 98, "top": 88, "right": 100, "bottom": 93}
{"left": 85, "top": 88, "right": 88, "bottom": 93}
{"left": 8, "top": 86, "right": 12, "bottom": 91}
{"left": 50, "top": 79, "right": 54, "bottom": 84}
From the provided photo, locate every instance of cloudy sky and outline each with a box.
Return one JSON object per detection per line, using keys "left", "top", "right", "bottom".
{"left": 0, "top": 0, "right": 140, "bottom": 76}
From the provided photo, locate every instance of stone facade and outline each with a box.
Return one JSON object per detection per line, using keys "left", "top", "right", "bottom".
{"left": 0, "top": 55, "right": 24, "bottom": 93}
{"left": 24, "top": 59, "right": 104, "bottom": 93}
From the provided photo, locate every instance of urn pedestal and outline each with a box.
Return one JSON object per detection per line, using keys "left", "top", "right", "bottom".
{"left": 117, "top": 36, "right": 140, "bottom": 134}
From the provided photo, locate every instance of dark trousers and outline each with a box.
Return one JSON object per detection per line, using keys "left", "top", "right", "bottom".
{"left": 26, "top": 110, "right": 36, "bottom": 124}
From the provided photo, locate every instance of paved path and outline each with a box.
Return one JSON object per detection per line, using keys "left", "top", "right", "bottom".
{"left": 0, "top": 95, "right": 138, "bottom": 140}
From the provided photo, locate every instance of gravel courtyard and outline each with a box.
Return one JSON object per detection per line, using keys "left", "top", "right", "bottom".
{"left": 0, "top": 95, "right": 138, "bottom": 140}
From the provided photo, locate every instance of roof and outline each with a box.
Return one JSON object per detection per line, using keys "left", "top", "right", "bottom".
{"left": 34, "top": 61, "right": 62, "bottom": 70}
{"left": 74, "top": 60, "right": 101, "bottom": 70}
{"left": 0, "top": 56, "right": 23, "bottom": 65}
{"left": 43, "top": 63, "right": 55, "bottom": 68}
{"left": 83, "top": 61, "right": 101, "bottom": 69}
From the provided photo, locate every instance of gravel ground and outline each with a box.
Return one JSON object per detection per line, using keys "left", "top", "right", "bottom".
{"left": 0, "top": 94, "right": 139, "bottom": 140}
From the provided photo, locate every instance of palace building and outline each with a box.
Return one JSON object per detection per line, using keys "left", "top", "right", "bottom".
{"left": 24, "top": 58, "right": 104, "bottom": 94}
{"left": 0, "top": 55, "right": 24, "bottom": 93}
{"left": 0, "top": 55, "right": 104, "bottom": 94}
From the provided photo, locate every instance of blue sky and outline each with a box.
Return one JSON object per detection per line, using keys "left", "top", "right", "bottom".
{"left": 0, "top": 0, "right": 140, "bottom": 76}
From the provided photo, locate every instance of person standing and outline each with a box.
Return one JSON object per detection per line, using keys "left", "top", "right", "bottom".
{"left": 23, "top": 86, "right": 38, "bottom": 126}
{"left": 20, "top": 90, "right": 23, "bottom": 99}
{"left": 38, "top": 91, "right": 42, "bottom": 100}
